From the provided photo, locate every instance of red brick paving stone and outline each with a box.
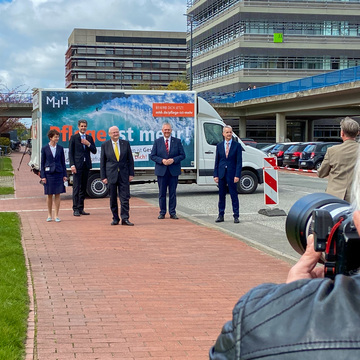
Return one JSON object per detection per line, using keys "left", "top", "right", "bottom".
{"left": 2, "top": 152, "right": 292, "bottom": 359}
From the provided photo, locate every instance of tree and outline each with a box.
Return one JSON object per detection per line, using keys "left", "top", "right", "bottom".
{"left": 132, "top": 83, "right": 152, "bottom": 90}
{"left": 167, "top": 80, "right": 189, "bottom": 91}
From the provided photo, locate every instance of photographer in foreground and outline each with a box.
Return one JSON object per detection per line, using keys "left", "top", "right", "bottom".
{"left": 210, "top": 157, "right": 360, "bottom": 359}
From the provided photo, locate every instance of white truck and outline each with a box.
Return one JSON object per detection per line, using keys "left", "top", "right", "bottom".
{"left": 29, "top": 88, "right": 265, "bottom": 197}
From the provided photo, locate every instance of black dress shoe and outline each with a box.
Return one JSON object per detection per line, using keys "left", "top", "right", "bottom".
{"left": 80, "top": 211, "right": 90, "bottom": 215}
{"left": 215, "top": 216, "right": 224, "bottom": 223}
{"left": 122, "top": 219, "right": 134, "bottom": 226}
{"left": 170, "top": 214, "right": 179, "bottom": 219}
{"left": 234, "top": 217, "right": 240, "bottom": 224}
{"left": 158, "top": 214, "right": 165, "bottom": 219}
{"left": 73, "top": 211, "right": 80, "bottom": 217}
{"left": 111, "top": 220, "right": 119, "bottom": 225}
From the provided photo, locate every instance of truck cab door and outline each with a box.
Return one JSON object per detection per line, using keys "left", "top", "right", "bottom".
{"left": 197, "top": 120, "right": 224, "bottom": 185}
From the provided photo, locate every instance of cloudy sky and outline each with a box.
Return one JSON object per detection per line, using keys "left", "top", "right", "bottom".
{"left": 0, "top": 0, "right": 187, "bottom": 92}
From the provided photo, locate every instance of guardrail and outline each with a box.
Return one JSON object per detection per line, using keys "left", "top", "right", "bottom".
{"left": 202, "top": 65, "right": 360, "bottom": 104}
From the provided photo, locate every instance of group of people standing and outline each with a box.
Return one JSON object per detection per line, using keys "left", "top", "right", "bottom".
{"left": 40, "top": 116, "right": 360, "bottom": 227}
{"left": 40, "top": 121, "right": 243, "bottom": 225}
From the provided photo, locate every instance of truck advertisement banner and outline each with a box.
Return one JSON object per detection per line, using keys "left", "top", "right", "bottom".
{"left": 40, "top": 90, "right": 196, "bottom": 169}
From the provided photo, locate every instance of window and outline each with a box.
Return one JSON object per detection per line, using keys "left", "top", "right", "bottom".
{"left": 204, "top": 123, "right": 224, "bottom": 146}
{"left": 78, "top": 60, "right": 87, "bottom": 67}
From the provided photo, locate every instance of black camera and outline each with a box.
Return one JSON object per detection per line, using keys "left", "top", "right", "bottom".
{"left": 285, "top": 193, "right": 360, "bottom": 278}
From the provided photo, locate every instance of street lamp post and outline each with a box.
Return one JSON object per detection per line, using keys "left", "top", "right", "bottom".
{"left": 120, "top": 62, "right": 123, "bottom": 89}
{"left": 184, "top": 13, "right": 194, "bottom": 91}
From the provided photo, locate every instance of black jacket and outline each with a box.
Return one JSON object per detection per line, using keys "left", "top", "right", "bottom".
{"left": 100, "top": 139, "right": 134, "bottom": 185}
{"left": 69, "top": 133, "right": 97, "bottom": 170}
{"left": 210, "top": 275, "right": 360, "bottom": 359}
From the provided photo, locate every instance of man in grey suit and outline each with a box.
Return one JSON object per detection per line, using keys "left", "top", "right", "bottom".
{"left": 100, "top": 126, "right": 135, "bottom": 226}
{"left": 318, "top": 117, "right": 360, "bottom": 202}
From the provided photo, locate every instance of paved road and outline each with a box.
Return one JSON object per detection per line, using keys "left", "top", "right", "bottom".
{"left": 131, "top": 170, "right": 329, "bottom": 264}
{"left": 3, "top": 151, "right": 293, "bottom": 360}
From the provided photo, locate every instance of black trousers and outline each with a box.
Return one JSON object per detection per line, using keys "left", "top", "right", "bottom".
{"left": 72, "top": 162, "right": 89, "bottom": 212}
{"left": 109, "top": 174, "right": 130, "bottom": 221}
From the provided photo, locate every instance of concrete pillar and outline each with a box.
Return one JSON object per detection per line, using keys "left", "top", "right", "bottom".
{"left": 307, "top": 119, "right": 314, "bottom": 141}
{"left": 238, "top": 117, "right": 247, "bottom": 138}
{"left": 276, "top": 113, "right": 286, "bottom": 142}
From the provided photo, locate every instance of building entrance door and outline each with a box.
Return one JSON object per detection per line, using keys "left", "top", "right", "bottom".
{"left": 287, "top": 121, "right": 306, "bottom": 142}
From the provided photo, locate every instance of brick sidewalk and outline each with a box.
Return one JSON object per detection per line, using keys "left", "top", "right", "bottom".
{"left": 2, "top": 152, "right": 291, "bottom": 360}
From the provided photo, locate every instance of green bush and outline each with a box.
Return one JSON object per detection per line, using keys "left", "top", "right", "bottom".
{"left": 0, "top": 137, "right": 10, "bottom": 147}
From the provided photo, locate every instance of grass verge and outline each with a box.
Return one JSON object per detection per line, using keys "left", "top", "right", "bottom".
{"left": 0, "top": 187, "right": 14, "bottom": 195}
{"left": 0, "top": 157, "right": 14, "bottom": 176}
{"left": 0, "top": 213, "right": 29, "bottom": 360}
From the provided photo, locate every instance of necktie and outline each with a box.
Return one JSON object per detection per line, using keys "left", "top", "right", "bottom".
{"left": 165, "top": 139, "right": 169, "bottom": 154}
{"left": 81, "top": 134, "right": 86, "bottom": 149}
{"left": 114, "top": 142, "right": 120, "bottom": 161}
{"left": 226, "top": 142, "right": 230, "bottom": 158}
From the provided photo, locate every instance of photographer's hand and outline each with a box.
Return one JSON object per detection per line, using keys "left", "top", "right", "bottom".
{"left": 353, "top": 210, "right": 360, "bottom": 235}
{"left": 286, "top": 235, "right": 324, "bottom": 283}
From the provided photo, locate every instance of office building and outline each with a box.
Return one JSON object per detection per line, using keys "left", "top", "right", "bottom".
{"left": 186, "top": 0, "right": 360, "bottom": 94}
{"left": 65, "top": 29, "right": 187, "bottom": 89}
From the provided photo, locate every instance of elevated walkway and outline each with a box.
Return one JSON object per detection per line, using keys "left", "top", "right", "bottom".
{"left": 202, "top": 66, "right": 360, "bottom": 141}
{"left": 0, "top": 92, "right": 33, "bottom": 118}
{"left": 202, "top": 65, "right": 360, "bottom": 105}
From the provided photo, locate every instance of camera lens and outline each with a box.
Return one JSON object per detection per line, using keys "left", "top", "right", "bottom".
{"left": 285, "top": 193, "right": 349, "bottom": 255}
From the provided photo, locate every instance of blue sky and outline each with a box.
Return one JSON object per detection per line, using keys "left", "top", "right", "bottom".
{"left": 0, "top": 0, "right": 187, "bottom": 91}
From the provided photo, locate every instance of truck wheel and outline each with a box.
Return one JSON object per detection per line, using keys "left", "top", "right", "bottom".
{"left": 237, "top": 170, "right": 258, "bottom": 194}
{"left": 86, "top": 173, "right": 108, "bottom": 198}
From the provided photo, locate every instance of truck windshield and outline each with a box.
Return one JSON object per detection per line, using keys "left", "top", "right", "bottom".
{"left": 204, "top": 123, "right": 224, "bottom": 146}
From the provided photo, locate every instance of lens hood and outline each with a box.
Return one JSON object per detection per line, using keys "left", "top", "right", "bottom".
{"left": 285, "top": 193, "right": 349, "bottom": 255}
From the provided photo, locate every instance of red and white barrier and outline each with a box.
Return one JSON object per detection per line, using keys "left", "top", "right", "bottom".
{"left": 263, "top": 157, "right": 279, "bottom": 206}
{"left": 279, "top": 166, "right": 317, "bottom": 173}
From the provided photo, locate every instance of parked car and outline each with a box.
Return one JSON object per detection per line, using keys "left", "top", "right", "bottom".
{"left": 261, "top": 143, "right": 277, "bottom": 155}
{"left": 241, "top": 138, "right": 257, "bottom": 147}
{"left": 283, "top": 142, "right": 318, "bottom": 168}
{"left": 269, "top": 142, "right": 300, "bottom": 166}
{"left": 299, "top": 142, "right": 341, "bottom": 170}
{"left": 255, "top": 142, "right": 274, "bottom": 150}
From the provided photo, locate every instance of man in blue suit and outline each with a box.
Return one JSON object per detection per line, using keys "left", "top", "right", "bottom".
{"left": 150, "top": 123, "right": 185, "bottom": 219}
{"left": 213, "top": 125, "right": 242, "bottom": 223}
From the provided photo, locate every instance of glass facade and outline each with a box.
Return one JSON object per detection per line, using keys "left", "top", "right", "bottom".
{"left": 186, "top": 0, "right": 360, "bottom": 93}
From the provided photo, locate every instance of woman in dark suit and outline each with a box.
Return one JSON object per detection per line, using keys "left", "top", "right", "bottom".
{"left": 40, "top": 129, "right": 68, "bottom": 222}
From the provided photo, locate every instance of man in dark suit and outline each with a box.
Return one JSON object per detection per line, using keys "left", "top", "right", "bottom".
{"left": 69, "top": 119, "right": 97, "bottom": 216}
{"left": 213, "top": 125, "right": 242, "bottom": 223}
{"left": 150, "top": 123, "right": 185, "bottom": 219}
{"left": 100, "top": 126, "right": 134, "bottom": 226}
